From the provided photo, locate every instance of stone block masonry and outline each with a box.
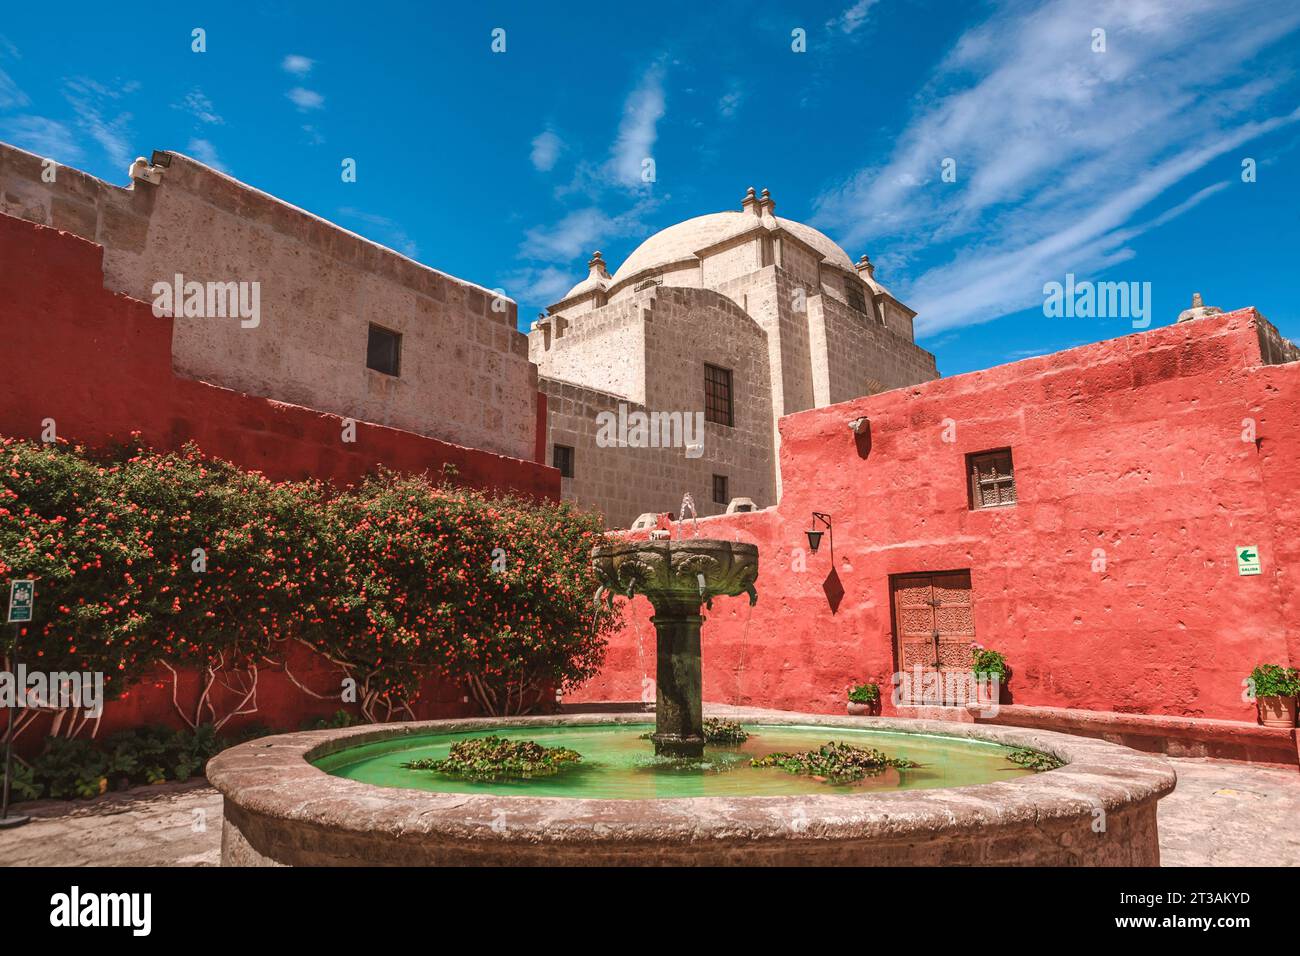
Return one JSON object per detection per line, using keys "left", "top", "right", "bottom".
{"left": 0, "top": 141, "right": 540, "bottom": 462}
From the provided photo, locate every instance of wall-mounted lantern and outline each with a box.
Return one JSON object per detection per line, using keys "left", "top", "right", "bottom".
{"left": 806, "top": 512, "right": 833, "bottom": 557}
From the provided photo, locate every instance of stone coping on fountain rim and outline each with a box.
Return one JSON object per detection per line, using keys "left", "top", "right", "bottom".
{"left": 206, "top": 708, "right": 1176, "bottom": 850}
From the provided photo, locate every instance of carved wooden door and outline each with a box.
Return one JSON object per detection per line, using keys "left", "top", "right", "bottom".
{"left": 891, "top": 571, "right": 975, "bottom": 705}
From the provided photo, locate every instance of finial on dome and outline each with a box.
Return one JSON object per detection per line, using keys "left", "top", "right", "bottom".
{"left": 756, "top": 187, "right": 775, "bottom": 218}
{"left": 855, "top": 254, "right": 875, "bottom": 278}
{"left": 587, "top": 250, "right": 610, "bottom": 279}
{"left": 742, "top": 186, "right": 759, "bottom": 215}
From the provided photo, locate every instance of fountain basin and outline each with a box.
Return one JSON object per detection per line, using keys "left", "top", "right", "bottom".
{"left": 207, "top": 710, "right": 1176, "bottom": 866}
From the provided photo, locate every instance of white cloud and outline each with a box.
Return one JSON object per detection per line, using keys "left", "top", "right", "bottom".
{"left": 812, "top": 0, "right": 1300, "bottom": 334}
{"left": 282, "top": 54, "right": 314, "bottom": 76}
{"left": 530, "top": 129, "right": 563, "bottom": 172}
{"left": 176, "top": 88, "right": 223, "bottom": 124}
{"left": 0, "top": 68, "right": 27, "bottom": 109}
{"left": 500, "top": 266, "right": 576, "bottom": 306}
{"left": 608, "top": 64, "right": 665, "bottom": 187}
{"left": 287, "top": 87, "right": 324, "bottom": 111}
{"left": 185, "top": 137, "right": 229, "bottom": 173}
{"left": 63, "top": 76, "right": 135, "bottom": 171}
{"left": 718, "top": 86, "right": 743, "bottom": 119}
{"left": 828, "top": 0, "right": 880, "bottom": 34}
{"left": 0, "top": 116, "right": 81, "bottom": 162}
{"left": 520, "top": 207, "right": 615, "bottom": 261}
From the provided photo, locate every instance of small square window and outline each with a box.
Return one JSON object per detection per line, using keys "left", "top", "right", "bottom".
{"left": 712, "top": 474, "right": 728, "bottom": 505}
{"left": 968, "top": 449, "right": 1016, "bottom": 510}
{"left": 366, "top": 324, "right": 401, "bottom": 376}
{"left": 553, "top": 444, "right": 574, "bottom": 478}
{"left": 704, "top": 364, "right": 733, "bottom": 427}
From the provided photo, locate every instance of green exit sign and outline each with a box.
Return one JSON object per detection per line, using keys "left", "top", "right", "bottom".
{"left": 1236, "top": 547, "right": 1261, "bottom": 576}
{"left": 7, "top": 579, "right": 34, "bottom": 623}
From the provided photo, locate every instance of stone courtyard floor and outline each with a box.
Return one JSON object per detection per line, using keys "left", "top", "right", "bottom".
{"left": 2, "top": 754, "right": 1296, "bottom": 866}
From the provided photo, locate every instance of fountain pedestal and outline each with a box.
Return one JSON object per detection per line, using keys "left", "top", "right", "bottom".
{"left": 650, "top": 604, "right": 705, "bottom": 757}
{"left": 591, "top": 539, "right": 758, "bottom": 759}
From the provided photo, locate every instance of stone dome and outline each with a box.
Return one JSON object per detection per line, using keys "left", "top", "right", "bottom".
{"left": 609, "top": 211, "right": 856, "bottom": 286}
{"left": 554, "top": 190, "right": 858, "bottom": 304}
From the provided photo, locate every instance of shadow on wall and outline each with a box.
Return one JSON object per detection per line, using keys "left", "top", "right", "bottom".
{"left": 823, "top": 568, "right": 845, "bottom": 614}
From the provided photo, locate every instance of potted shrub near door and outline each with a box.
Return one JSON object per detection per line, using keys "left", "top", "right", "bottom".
{"left": 847, "top": 682, "right": 881, "bottom": 716}
{"left": 1247, "top": 664, "right": 1300, "bottom": 728}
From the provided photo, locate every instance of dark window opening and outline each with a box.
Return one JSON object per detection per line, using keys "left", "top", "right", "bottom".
{"left": 712, "top": 474, "right": 729, "bottom": 506}
{"left": 704, "top": 364, "right": 734, "bottom": 427}
{"left": 366, "top": 324, "right": 402, "bottom": 376}
{"left": 552, "top": 444, "right": 574, "bottom": 478}
{"left": 845, "top": 277, "right": 867, "bottom": 314}
{"left": 968, "top": 449, "right": 1016, "bottom": 510}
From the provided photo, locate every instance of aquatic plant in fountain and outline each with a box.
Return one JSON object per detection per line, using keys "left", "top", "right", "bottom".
{"left": 752, "top": 741, "right": 918, "bottom": 783}
{"left": 591, "top": 537, "right": 758, "bottom": 758}
{"left": 401, "top": 736, "right": 582, "bottom": 781}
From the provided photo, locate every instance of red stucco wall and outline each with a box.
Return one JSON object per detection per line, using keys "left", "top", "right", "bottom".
{"left": 0, "top": 212, "right": 557, "bottom": 742}
{"left": 572, "top": 309, "right": 1300, "bottom": 724}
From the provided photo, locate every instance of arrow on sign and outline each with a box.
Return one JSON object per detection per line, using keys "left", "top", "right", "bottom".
{"left": 1239, "top": 549, "right": 1256, "bottom": 561}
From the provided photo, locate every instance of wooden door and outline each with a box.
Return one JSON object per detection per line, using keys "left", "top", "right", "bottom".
{"left": 891, "top": 571, "right": 975, "bottom": 704}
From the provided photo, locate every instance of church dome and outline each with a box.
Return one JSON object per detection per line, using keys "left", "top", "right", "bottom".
{"left": 609, "top": 209, "right": 856, "bottom": 287}
{"left": 552, "top": 189, "right": 857, "bottom": 306}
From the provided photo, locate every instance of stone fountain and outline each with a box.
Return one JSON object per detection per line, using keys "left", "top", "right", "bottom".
{"left": 591, "top": 538, "right": 758, "bottom": 758}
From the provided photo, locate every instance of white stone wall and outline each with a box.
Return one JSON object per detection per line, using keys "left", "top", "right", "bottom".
{"left": 0, "top": 143, "right": 538, "bottom": 461}
{"left": 540, "top": 286, "right": 775, "bottom": 529}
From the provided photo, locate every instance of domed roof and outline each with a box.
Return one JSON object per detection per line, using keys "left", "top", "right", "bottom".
{"left": 606, "top": 210, "right": 856, "bottom": 287}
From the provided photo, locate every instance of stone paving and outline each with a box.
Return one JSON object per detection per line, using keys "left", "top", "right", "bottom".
{"left": 3, "top": 750, "right": 1297, "bottom": 867}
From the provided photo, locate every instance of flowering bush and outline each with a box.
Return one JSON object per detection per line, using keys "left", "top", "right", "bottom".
{"left": 0, "top": 437, "right": 619, "bottom": 731}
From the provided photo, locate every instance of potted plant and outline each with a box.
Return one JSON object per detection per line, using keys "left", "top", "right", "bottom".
{"left": 1247, "top": 664, "right": 1300, "bottom": 728}
{"left": 847, "top": 682, "right": 880, "bottom": 716}
{"left": 970, "top": 644, "right": 1009, "bottom": 705}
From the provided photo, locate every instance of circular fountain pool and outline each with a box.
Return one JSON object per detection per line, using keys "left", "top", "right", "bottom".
{"left": 314, "top": 723, "right": 1034, "bottom": 799}
{"left": 208, "top": 710, "right": 1176, "bottom": 867}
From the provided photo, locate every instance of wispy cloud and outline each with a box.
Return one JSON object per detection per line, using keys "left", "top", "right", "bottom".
{"left": 0, "top": 115, "right": 81, "bottom": 161}
{"left": 185, "top": 137, "right": 228, "bottom": 173}
{"left": 608, "top": 63, "right": 665, "bottom": 188}
{"left": 338, "top": 207, "right": 418, "bottom": 258}
{"left": 63, "top": 76, "right": 136, "bottom": 171}
{"left": 501, "top": 265, "right": 576, "bottom": 307}
{"left": 812, "top": 0, "right": 1300, "bottom": 335}
{"left": 530, "top": 129, "right": 563, "bottom": 172}
{"left": 175, "top": 88, "right": 223, "bottom": 124}
{"left": 827, "top": 0, "right": 881, "bottom": 35}
{"left": 281, "top": 54, "right": 314, "bottom": 76}
{"left": 718, "top": 82, "right": 744, "bottom": 119}
{"left": 519, "top": 202, "right": 657, "bottom": 262}
{"left": 287, "top": 87, "right": 324, "bottom": 111}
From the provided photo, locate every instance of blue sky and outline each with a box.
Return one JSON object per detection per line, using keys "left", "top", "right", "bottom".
{"left": 1, "top": 0, "right": 1297, "bottom": 375}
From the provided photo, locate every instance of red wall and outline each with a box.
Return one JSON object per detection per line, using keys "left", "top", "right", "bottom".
{"left": 572, "top": 310, "right": 1300, "bottom": 724}
{"left": 0, "top": 212, "right": 557, "bottom": 744}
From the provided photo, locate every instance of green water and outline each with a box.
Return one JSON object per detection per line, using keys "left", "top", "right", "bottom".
{"left": 314, "top": 723, "right": 1035, "bottom": 799}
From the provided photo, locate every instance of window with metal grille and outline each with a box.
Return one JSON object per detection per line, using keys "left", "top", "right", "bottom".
{"left": 704, "top": 364, "right": 733, "bottom": 427}
{"left": 552, "top": 444, "right": 574, "bottom": 478}
{"left": 845, "top": 276, "right": 867, "bottom": 314}
{"left": 967, "top": 449, "right": 1016, "bottom": 509}
{"left": 366, "top": 324, "right": 402, "bottom": 376}
{"left": 712, "top": 474, "right": 728, "bottom": 505}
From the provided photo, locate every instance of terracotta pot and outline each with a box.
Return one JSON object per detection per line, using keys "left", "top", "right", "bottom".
{"left": 847, "top": 700, "right": 878, "bottom": 716}
{"left": 1257, "top": 695, "right": 1298, "bottom": 728}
